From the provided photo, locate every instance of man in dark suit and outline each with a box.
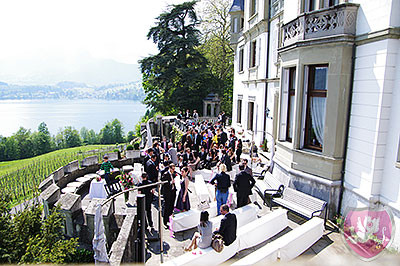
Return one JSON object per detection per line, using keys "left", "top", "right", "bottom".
{"left": 161, "top": 163, "right": 177, "bottom": 227}
{"left": 143, "top": 148, "right": 154, "bottom": 172}
{"left": 219, "top": 129, "right": 228, "bottom": 147}
{"left": 220, "top": 149, "right": 232, "bottom": 172}
{"left": 182, "top": 148, "right": 194, "bottom": 167}
{"left": 233, "top": 164, "right": 256, "bottom": 208}
{"left": 146, "top": 154, "right": 159, "bottom": 182}
{"left": 138, "top": 173, "right": 154, "bottom": 229}
{"left": 214, "top": 204, "right": 237, "bottom": 246}
{"left": 192, "top": 129, "right": 202, "bottom": 153}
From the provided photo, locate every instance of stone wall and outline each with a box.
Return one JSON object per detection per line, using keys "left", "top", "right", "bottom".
{"left": 39, "top": 150, "right": 143, "bottom": 247}
{"left": 109, "top": 213, "right": 138, "bottom": 265}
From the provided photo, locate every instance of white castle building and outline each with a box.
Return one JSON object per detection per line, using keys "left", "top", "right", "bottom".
{"left": 229, "top": 0, "right": 400, "bottom": 249}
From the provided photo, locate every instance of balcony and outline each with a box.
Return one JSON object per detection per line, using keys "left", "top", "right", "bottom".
{"left": 281, "top": 3, "right": 359, "bottom": 48}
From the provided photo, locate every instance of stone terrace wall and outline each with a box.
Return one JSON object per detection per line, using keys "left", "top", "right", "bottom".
{"left": 109, "top": 213, "right": 138, "bottom": 265}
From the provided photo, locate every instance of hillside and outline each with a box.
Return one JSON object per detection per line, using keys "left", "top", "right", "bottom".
{"left": 0, "top": 81, "right": 145, "bottom": 101}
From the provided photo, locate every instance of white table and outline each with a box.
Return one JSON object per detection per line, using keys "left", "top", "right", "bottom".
{"left": 88, "top": 179, "right": 107, "bottom": 199}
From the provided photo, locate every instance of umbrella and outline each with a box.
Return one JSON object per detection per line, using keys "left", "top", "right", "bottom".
{"left": 93, "top": 203, "right": 109, "bottom": 264}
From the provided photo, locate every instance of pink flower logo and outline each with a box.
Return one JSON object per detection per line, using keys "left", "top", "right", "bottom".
{"left": 342, "top": 206, "right": 394, "bottom": 261}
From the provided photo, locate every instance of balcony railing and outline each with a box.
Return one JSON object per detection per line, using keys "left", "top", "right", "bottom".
{"left": 281, "top": 3, "right": 359, "bottom": 48}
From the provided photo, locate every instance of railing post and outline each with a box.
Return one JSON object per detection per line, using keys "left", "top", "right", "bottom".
{"left": 158, "top": 182, "right": 164, "bottom": 263}
{"left": 137, "top": 194, "right": 146, "bottom": 263}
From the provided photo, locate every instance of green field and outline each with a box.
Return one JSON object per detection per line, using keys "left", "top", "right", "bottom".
{"left": 0, "top": 145, "right": 116, "bottom": 206}
{"left": 0, "top": 145, "right": 111, "bottom": 175}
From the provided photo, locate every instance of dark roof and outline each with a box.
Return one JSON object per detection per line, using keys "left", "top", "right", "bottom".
{"left": 229, "top": 0, "right": 244, "bottom": 12}
{"left": 203, "top": 93, "right": 220, "bottom": 102}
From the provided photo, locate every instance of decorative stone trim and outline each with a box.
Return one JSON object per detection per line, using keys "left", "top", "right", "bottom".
{"left": 281, "top": 3, "right": 359, "bottom": 48}
{"left": 355, "top": 27, "right": 400, "bottom": 46}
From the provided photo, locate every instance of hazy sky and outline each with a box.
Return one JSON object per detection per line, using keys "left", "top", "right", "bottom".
{"left": 0, "top": 0, "right": 188, "bottom": 85}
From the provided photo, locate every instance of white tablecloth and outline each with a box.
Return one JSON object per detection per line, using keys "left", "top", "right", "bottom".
{"left": 195, "top": 174, "right": 211, "bottom": 203}
{"left": 89, "top": 179, "right": 107, "bottom": 199}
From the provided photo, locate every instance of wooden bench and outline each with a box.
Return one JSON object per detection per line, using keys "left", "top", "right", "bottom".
{"left": 272, "top": 187, "right": 327, "bottom": 224}
{"left": 104, "top": 180, "right": 122, "bottom": 197}
{"left": 231, "top": 217, "right": 324, "bottom": 265}
{"left": 254, "top": 171, "right": 284, "bottom": 208}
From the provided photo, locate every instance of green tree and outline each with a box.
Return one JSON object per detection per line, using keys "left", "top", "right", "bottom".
{"left": 4, "top": 136, "right": 18, "bottom": 160}
{"left": 10, "top": 204, "right": 42, "bottom": 261}
{"left": 198, "top": 0, "right": 234, "bottom": 115}
{"left": 0, "top": 136, "right": 6, "bottom": 161}
{"left": 55, "top": 126, "right": 81, "bottom": 148}
{"left": 63, "top": 126, "right": 81, "bottom": 148}
{"left": 126, "top": 130, "right": 135, "bottom": 143}
{"left": 14, "top": 127, "right": 34, "bottom": 159}
{"left": 20, "top": 206, "right": 78, "bottom": 264}
{"left": 32, "top": 122, "right": 53, "bottom": 155}
{"left": 139, "top": 1, "right": 214, "bottom": 115}
{"left": 80, "top": 127, "right": 98, "bottom": 145}
{"left": 99, "top": 119, "right": 125, "bottom": 144}
{"left": 111, "top": 119, "right": 125, "bottom": 143}
{"left": 0, "top": 193, "right": 13, "bottom": 263}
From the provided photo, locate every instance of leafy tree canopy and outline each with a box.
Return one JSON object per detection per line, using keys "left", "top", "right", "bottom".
{"left": 140, "top": 1, "right": 216, "bottom": 115}
{"left": 198, "top": 0, "right": 234, "bottom": 115}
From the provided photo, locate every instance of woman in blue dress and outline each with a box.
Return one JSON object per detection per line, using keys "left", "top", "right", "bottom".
{"left": 175, "top": 166, "right": 191, "bottom": 212}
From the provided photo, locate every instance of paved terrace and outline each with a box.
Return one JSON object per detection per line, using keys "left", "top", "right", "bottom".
{"left": 85, "top": 159, "right": 398, "bottom": 265}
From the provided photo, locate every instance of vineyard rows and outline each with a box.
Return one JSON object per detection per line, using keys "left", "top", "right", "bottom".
{"left": 0, "top": 146, "right": 117, "bottom": 205}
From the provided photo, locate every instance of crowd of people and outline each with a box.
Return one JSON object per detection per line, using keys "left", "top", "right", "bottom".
{"left": 138, "top": 110, "right": 257, "bottom": 251}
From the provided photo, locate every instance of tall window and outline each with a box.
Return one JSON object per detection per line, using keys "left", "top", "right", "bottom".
{"left": 286, "top": 68, "right": 296, "bottom": 142}
{"left": 304, "top": 0, "right": 318, "bottom": 12}
{"left": 248, "top": 102, "right": 254, "bottom": 131}
{"left": 250, "top": 40, "right": 257, "bottom": 68}
{"left": 237, "top": 99, "right": 242, "bottom": 124}
{"left": 304, "top": 0, "right": 337, "bottom": 12}
{"left": 233, "top": 17, "right": 238, "bottom": 33}
{"left": 329, "top": 0, "right": 338, "bottom": 6}
{"left": 239, "top": 48, "right": 244, "bottom": 72}
{"left": 304, "top": 65, "right": 328, "bottom": 151}
{"left": 250, "top": 0, "right": 257, "bottom": 16}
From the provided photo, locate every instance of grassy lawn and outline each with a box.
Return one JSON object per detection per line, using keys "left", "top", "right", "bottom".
{"left": 0, "top": 145, "right": 112, "bottom": 176}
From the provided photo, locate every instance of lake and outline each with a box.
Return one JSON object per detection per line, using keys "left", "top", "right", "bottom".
{"left": 0, "top": 99, "right": 148, "bottom": 137}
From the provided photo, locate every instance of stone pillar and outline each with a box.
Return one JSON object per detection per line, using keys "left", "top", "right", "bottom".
{"left": 55, "top": 193, "right": 81, "bottom": 237}
{"left": 38, "top": 174, "right": 54, "bottom": 192}
{"left": 40, "top": 184, "right": 60, "bottom": 218}
{"left": 53, "top": 167, "right": 65, "bottom": 183}
{"left": 85, "top": 198, "right": 114, "bottom": 246}
{"left": 64, "top": 160, "right": 79, "bottom": 174}
{"left": 203, "top": 102, "right": 207, "bottom": 117}
{"left": 216, "top": 104, "right": 220, "bottom": 116}
{"left": 211, "top": 103, "right": 215, "bottom": 117}
{"left": 82, "top": 155, "right": 99, "bottom": 167}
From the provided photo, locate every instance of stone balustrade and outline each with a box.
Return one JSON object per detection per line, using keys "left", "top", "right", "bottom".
{"left": 281, "top": 3, "right": 359, "bottom": 48}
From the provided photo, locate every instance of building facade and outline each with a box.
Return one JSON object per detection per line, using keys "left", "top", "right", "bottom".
{"left": 229, "top": 0, "right": 400, "bottom": 249}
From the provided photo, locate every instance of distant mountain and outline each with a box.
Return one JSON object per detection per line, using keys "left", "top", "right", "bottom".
{"left": 0, "top": 51, "right": 142, "bottom": 86}
{"left": 0, "top": 81, "right": 145, "bottom": 101}
{"left": 56, "top": 81, "right": 88, "bottom": 89}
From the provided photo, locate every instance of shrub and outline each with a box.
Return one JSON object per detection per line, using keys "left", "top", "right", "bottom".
{"left": 126, "top": 144, "right": 134, "bottom": 150}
